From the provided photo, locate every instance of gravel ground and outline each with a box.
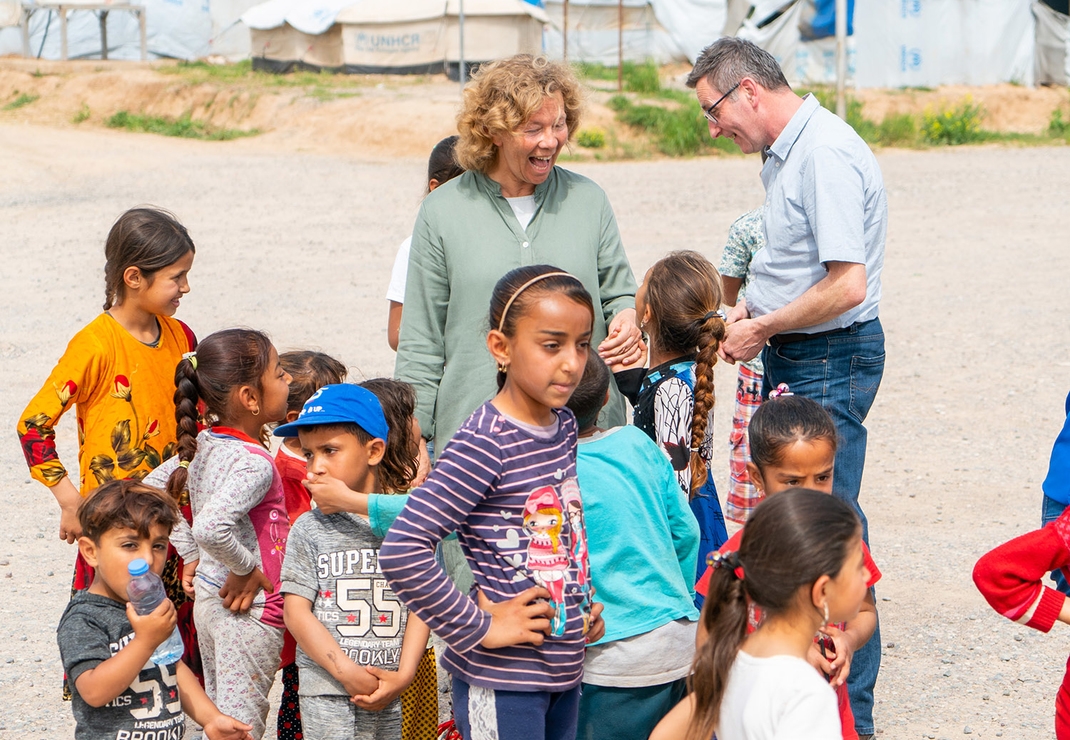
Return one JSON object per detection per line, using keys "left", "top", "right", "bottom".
{"left": 2, "top": 123, "right": 1070, "bottom": 739}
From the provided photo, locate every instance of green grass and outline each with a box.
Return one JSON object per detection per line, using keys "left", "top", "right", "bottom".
{"left": 608, "top": 94, "right": 739, "bottom": 156}
{"left": 3, "top": 93, "right": 39, "bottom": 111}
{"left": 577, "top": 61, "right": 663, "bottom": 94}
{"left": 1050, "top": 109, "right": 1070, "bottom": 140}
{"left": 72, "top": 104, "right": 90, "bottom": 124}
{"left": 105, "top": 111, "right": 259, "bottom": 141}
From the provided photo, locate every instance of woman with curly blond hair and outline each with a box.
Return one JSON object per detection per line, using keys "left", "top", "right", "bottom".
{"left": 396, "top": 54, "right": 642, "bottom": 457}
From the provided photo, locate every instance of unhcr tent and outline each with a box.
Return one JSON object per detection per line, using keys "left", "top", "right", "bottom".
{"left": 335, "top": 0, "right": 448, "bottom": 75}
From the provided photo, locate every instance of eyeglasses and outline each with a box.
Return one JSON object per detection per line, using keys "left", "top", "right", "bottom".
{"left": 703, "top": 82, "right": 740, "bottom": 125}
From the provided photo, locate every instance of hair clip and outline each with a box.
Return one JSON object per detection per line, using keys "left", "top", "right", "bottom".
{"left": 706, "top": 550, "right": 742, "bottom": 573}
{"left": 700, "top": 309, "right": 726, "bottom": 324}
{"left": 768, "top": 383, "right": 793, "bottom": 399}
{"left": 178, "top": 460, "right": 189, "bottom": 469}
{"left": 182, "top": 351, "right": 198, "bottom": 370}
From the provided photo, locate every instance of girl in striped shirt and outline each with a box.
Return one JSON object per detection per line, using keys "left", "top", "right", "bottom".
{"left": 381, "top": 265, "right": 605, "bottom": 740}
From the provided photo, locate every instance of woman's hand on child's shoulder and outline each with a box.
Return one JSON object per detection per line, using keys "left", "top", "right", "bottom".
{"left": 219, "top": 567, "right": 272, "bottom": 613}
{"left": 350, "top": 665, "right": 411, "bottom": 711}
{"left": 477, "top": 587, "right": 554, "bottom": 649}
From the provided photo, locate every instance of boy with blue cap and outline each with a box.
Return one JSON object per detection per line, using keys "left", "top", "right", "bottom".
{"left": 275, "top": 384, "right": 430, "bottom": 740}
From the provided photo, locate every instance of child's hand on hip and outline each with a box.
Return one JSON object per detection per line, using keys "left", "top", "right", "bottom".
{"left": 219, "top": 567, "right": 272, "bottom": 613}
{"left": 181, "top": 559, "right": 198, "bottom": 599}
{"left": 351, "top": 666, "right": 412, "bottom": 711}
{"left": 477, "top": 587, "right": 554, "bottom": 648}
{"left": 126, "top": 598, "right": 177, "bottom": 649}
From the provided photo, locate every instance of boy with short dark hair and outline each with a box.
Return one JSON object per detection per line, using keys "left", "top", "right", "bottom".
{"left": 569, "top": 353, "right": 702, "bottom": 740}
{"left": 275, "top": 384, "right": 429, "bottom": 740}
{"left": 57, "top": 479, "right": 253, "bottom": 740}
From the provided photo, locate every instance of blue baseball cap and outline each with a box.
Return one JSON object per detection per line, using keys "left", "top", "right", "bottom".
{"left": 273, "top": 383, "right": 389, "bottom": 441}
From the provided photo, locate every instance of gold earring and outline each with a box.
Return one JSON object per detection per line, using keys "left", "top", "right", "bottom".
{"left": 498, "top": 363, "right": 508, "bottom": 373}
{"left": 822, "top": 600, "right": 829, "bottom": 624}
{"left": 252, "top": 406, "right": 260, "bottom": 416}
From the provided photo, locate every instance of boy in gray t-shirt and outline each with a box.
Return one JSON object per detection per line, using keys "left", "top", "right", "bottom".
{"left": 56, "top": 479, "right": 252, "bottom": 740}
{"left": 276, "top": 384, "right": 429, "bottom": 740}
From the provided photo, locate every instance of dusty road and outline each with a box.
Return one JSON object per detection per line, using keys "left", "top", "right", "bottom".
{"left": 1, "top": 122, "right": 1069, "bottom": 738}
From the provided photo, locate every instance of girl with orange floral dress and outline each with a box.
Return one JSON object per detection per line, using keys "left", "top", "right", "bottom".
{"left": 16, "top": 206, "right": 199, "bottom": 691}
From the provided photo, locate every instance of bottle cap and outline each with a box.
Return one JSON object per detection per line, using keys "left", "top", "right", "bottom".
{"left": 128, "top": 558, "right": 149, "bottom": 577}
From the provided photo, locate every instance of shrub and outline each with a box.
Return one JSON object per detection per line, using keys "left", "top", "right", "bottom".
{"left": 577, "top": 128, "right": 606, "bottom": 148}
{"left": 921, "top": 99, "right": 986, "bottom": 145}
{"left": 3, "top": 92, "right": 39, "bottom": 111}
{"left": 1049, "top": 109, "right": 1070, "bottom": 140}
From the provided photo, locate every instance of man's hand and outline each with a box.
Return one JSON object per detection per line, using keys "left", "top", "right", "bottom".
{"left": 478, "top": 587, "right": 555, "bottom": 648}
{"left": 719, "top": 318, "right": 771, "bottom": 364}
{"left": 219, "top": 567, "right": 272, "bottom": 613}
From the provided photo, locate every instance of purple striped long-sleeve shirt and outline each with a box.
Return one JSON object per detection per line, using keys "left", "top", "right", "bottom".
{"left": 379, "top": 403, "right": 592, "bottom": 691}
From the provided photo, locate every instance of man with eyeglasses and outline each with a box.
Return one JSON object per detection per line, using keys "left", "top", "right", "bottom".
{"left": 687, "top": 37, "right": 887, "bottom": 740}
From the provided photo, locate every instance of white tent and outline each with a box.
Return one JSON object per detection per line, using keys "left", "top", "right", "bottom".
{"left": 444, "top": 0, "right": 548, "bottom": 80}
{"left": 335, "top": 0, "right": 447, "bottom": 75}
{"left": 542, "top": 0, "right": 726, "bottom": 65}
{"left": 0, "top": 0, "right": 261, "bottom": 60}
{"left": 242, "top": 0, "right": 350, "bottom": 71}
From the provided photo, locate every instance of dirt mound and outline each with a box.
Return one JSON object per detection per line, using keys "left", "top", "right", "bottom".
{"left": 2, "top": 58, "right": 1068, "bottom": 156}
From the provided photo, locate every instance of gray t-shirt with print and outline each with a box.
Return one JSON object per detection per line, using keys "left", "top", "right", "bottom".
{"left": 57, "top": 591, "right": 185, "bottom": 740}
{"left": 281, "top": 509, "right": 409, "bottom": 699}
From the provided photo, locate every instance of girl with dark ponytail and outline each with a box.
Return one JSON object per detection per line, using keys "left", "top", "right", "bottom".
{"left": 652, "top": 489, "right": 869, "bottom": 740}
{"left": 143, "top": 328, "right": 292, "bottom": 738}
{"left": 17, "top": 206, "right": 198, "bottom": 697}
{"left": 633, "top": 249, "right": 729, "bottom": 599}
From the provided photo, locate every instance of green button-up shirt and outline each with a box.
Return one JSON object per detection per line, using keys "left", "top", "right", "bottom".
{"left": 395, "top": 166, "right": 637, "bottom": 454}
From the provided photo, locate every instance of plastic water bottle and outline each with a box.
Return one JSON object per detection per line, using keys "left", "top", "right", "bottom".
{"left": 126, "top": 558, "right": 184, "bottom": 666}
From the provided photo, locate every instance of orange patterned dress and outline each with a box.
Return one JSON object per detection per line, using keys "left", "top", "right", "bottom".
{"left": 18, "top": 312, "right": 199, "bottom": 690}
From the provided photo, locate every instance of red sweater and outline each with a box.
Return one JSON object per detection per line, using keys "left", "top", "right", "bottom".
{"left": 974, "top": 521, "right": 1070, "bottom": 739}
{"left": 274, "top": 445, "right": 310, "bottom": 668}
{"left": 973, "top": 522, "right": 1067, "bottom": 632}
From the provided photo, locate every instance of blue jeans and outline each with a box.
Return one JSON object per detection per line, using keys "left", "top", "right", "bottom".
{"left": 1042, "top": 494, "right": 1070, "bottom": 595}
{"left": 762, "top": 317, "right": 885, "bottom": 736}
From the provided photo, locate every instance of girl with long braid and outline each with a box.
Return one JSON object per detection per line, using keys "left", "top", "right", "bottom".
{"left": 633, "top": 250, "right": 729, "bottom": 596}
{"left": 145, "top": 328, "right": 292, "bottom": 738}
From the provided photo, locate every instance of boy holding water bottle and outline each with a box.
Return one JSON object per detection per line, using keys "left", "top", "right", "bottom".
{"left": 56, "top": 479, "right": 253, "bottom": 740}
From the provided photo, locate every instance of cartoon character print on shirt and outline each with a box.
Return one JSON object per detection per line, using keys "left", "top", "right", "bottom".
{"left": 559, "top": 477, "right": 592, "bottom": 631}
{"left": 522, "top": 485, "right": 570, "bottom": 636}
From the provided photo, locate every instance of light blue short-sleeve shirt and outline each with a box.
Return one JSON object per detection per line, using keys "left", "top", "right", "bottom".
{"left": 746, "top": 94, "right": 887, "bottom": 334}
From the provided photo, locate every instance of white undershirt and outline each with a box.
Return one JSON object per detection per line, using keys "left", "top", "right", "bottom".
{"left": 505, "top": 195, "right": 537, "bottom": 231}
